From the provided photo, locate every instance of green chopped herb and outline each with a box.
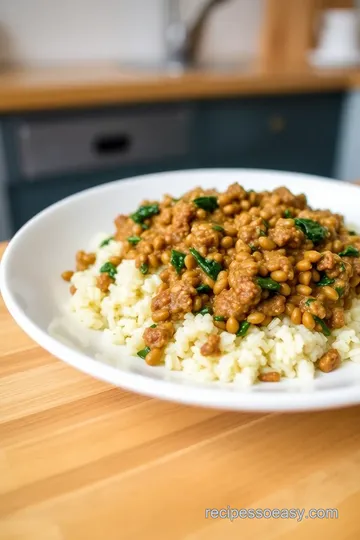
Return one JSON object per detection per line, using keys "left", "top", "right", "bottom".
{"left": 127, "top": 236, "right": 141, "bottom": 245}
{"left": 338, "top": 245, "right": 360, "bottom": 258}
{"left": 196, "top": 284, "right": 212, "bottom": 294}
{"left": 172, "top": 198, "right": 180, "bottom": 203}
{"left": 150, "top": 324, "right": 157, "bottom": 328}
{"left": 141, "top": 223, "right": 149, "bottom": 230}
{"left": 100, "top": 236, "right": 114, "bottom": 247}
{"left": 212, "top": 224, "right": 224, "bottom": 233}
{"left": 256, "top": 277, "right": 281, "bottom": 292}
{"left": 189, "top": 248, "right": 222, "bottom": 281}
{"left": 348, "top": 230, "right": 358, "bottom": 236}
{"left": 137, "top": 346, "right": 150, "bottom": 359}
{"left": 259, "top": 229, "right": 266, "bottom": 237}
{"left": 284, "top": 210, "right": 293, "bottom": 219}
{"left": 340, "top": 262, "right": 346, "bottom": 272}
{"left": 236, "top": 321, "right": 251, "bottom": 337}
{"left": 249, "top": 243, "right": 258, "bottom": 252}
{"left": 262, "top": 219, "right": 270, "bottom": 229}
{"left": 140, "top": 263, "right": 149, "bottom": 275}
{"left": 131, "top": 204, "right": 160, "bottom": 224}
{"left": 317, "top": 274, "right": 335, "bottom": 287}
{"left": 313, "top": 316, "right": 331, "bottom": 336}
{"left": 100, "top": 261, "right": 117, "bottom": 280}
{"left": 198, "top": 307, "right": 212, "bottom": 316}
{"left": 193, "top": 196, "right": 219, "bottom": 212}
{"left": 305, "top": 298, "right": 316, "bottom": 307}
{"left": 335, "top": 287, "right": 344, "bottom": 298}
{"left": 294, "top": 218, "right": 328, "bottom": 244}
{"left": 170, "top": 249, "right": 186, "bottom": 275}
{"left": 214, "top": 316, "right": 225, "bottom": 322}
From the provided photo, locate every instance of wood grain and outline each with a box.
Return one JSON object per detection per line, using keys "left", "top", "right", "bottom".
{"left": 0, "top": 63, "right": 357, "bottom": 113}
{"left": 1, "top": 240, "right": 360, "bottom": 539}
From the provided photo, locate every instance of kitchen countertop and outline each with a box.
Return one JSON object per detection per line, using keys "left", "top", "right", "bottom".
{"left": 0, "top": 62, "right": 360, "bottom": 113}
{"left": 1, "top": 238, "right": 360, "bottom": 540}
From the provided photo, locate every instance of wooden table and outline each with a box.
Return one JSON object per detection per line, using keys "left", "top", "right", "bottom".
{"left": 1, "top": 241, "right": 360, "bottom": 540}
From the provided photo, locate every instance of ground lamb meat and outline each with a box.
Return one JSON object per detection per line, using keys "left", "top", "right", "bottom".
{"left": 330, "top": 307, "right": 345, "bottom": 329}
{"left": 263, "top": 250, "right": 293, "bottom": 274}
{"left": 200, "top": 334, "right": 221, "bottom": 356}
{"left": 151, "top": 289, "right": 171, "bottom": 312}
{"left": 299, "top": 298, "right": 326, "bottom": 320}
{"left": 143, "top": 322, "right": 175, "bottom": 349}
{"left": 272, "top": 187, "right": 307, "bottom": 209}
{"left": 171, "top": 201, "right": 195, "bottom": 236}
{"left": 213, "top": 289, "right": 246, "bottom": 319}
{"left": 258, "top": 295, "right": 286, "bottom": 316}
{"left": 169, "top": 282, "right": 196, "bottom": 319}
{"left": 269, "top": 220, "right": 304, "bottom": 248}
{"left": 317, "top": 251, "right": 337, "bottom": 272}
{"left": 228, "top": 260, "right": 258, "bottom": 286}
{"left": 227, "top": 273, "right": 262, "bottom": 308}
{"left": 317, "top": 348, "right": 341, "bottom": 373}
{"left": 191, "top": 222, "right": 220, "bottom": 248}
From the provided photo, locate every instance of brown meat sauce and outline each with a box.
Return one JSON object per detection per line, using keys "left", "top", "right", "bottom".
{"left": 64, "top": 183, "right": 360, "bottom": 372}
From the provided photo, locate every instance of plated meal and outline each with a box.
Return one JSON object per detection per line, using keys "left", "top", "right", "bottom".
{"left": 62, "top": 182, "right": 360, "bottom": 386}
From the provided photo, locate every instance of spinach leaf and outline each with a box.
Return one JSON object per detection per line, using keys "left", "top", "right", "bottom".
{"left": 193, "top": 196, "right": 219, "bottom": 212}
{"left": 196, "top": 284, "right": 212, "bottom": 294}
{"left": 259, "top": 229, "right": 266, "bottom": 237}
{"left": 150, "top": 324, "right": 157, "bottom": 328}
{"left": 338, "top": 245, "right": 360, "bottom": 258}
{"left": 189, "top": 248, "right": 222, "bottom": 281}
{"left": 131, "top": 204, "right": 159, "bottom": 224}
{"left": 137, "top": 347, "right": 150, "bottom": 359}
{"left": 340, "top": 262, "right": 346, "bottom": 272}
{"left": 127, "top": 236, "right": 141, "bottom": 245}
{"left": 305, "top": 298, "right": 316, "bottom": 307}
{"left": 100, "top": 262, "right": 117, "bottom": 280}
{"left": 140, "top": 263, "right": 149, "bottom": 275}
{"left": 170, "top": 250, "right": 186, "bottom": 274}
{"left": 348, "top": 231, "right": 357, "bottom": 236}
{"left": 256, "top": 277, "right": 281, "bottom": 292}
{"left": 236, "top": 321, "right": 251, "bottom": 337}
{"left": 317, "top": 275, "right": 335, "bottom": 287}
{"left": 284, "top": 210, "right": 293, "bottom": 219}
{"left": 313, "top": 316, "right": 331, "bottom": 336}
{"left": 100, "top": 236, "right": 114, "bottom": 247}
{"left": 335, "top": 287, "right": 344, "bottom": 298}
{"left": 294, "top": 218, "right": 328, "bottom": 244}
{"left": 262, "top": 219, "right": 270, "bottom": 229}
{"left": 214, "top": 316, "right": 225, "bottom": 322}
{"left": 198, "top": 307, "right": 212, "bottom": 316}
{"left": 212, "top": 224, "right": 224, "bottom": 233}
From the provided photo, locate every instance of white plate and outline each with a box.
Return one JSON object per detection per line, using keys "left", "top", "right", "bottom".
{"left": 1, "top": 169, "right": 360, "bottom": 412}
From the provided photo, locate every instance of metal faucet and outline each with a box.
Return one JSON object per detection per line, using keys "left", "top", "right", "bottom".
{"left": 164, "top": 0, "right": 230, "bottom": 69}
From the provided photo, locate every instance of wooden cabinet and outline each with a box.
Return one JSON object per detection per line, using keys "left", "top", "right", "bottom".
{"left": 1, "top": 91, "right": 344, "bottom": 233}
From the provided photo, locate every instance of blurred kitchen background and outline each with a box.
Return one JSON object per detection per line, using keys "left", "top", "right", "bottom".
{"left": 0, "top": 0, "right": 360, "bottom": 240}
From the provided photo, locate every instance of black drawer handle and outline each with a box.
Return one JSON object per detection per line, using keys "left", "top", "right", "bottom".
{"left": 92, "top": 134, "right": 132, "bottom": 156}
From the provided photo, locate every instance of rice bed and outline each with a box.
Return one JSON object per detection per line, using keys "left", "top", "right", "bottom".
{"left": 68, "top": 235, "right": 360, "bottom": 386}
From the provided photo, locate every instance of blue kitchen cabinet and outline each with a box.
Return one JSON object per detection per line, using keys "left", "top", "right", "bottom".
{"left": 195, "top": 93, "right": 343, "bottom": 176}
{"left": 0, "top": 91, "right": 344, "bottom": 237}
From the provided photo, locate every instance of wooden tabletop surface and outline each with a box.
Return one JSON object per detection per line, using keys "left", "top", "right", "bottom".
{"left": 1, "top": 240, "right": 360, "bottom": 539}
{"left": 0, "top": 62, "right": 359, "bottom": 113}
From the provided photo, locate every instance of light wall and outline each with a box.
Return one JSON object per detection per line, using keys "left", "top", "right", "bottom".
{"left": 0, "top": 0, "right": 264, "bottom": 66}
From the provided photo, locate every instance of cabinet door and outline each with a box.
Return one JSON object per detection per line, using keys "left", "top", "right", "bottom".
{"left": 196, "top": 93, "right": 343, "bottom": 176}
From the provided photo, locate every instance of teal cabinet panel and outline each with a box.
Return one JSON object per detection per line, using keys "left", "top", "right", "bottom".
{"left": 195, "top": 93, "right": 343, "bottom": 176}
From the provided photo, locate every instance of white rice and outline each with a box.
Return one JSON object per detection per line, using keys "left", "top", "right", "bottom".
{"left": 68, "top": 237, "right": 360, "bottom": 386}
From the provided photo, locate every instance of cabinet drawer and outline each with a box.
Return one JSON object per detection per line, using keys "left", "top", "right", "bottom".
{"left": 15, "top": 105, "right": 192, "bottom": 180}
